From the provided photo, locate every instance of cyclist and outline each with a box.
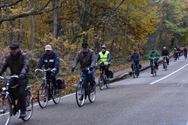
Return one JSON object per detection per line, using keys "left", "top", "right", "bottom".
{"left": 161, "top": 46, "right": 169, "bottom": 65}
{"left": 131, "top": 49, "right": 140, "bottom": 75}
{"left": 0, "top": 43, "right": 29, "bottom": 118}
{"left": 183, "top": 47, "right": 187, "bottom": 59}
{"left": 149, "top": 48, "right": 160, "bottom": 73}
{"left": 72, "top": 42, "right": 96, "bottom": 91}
{"left": 173, "top": 47, "right": 178, "bottom": 61}
{"left": 35, "top": 44, "right": 60, "bottom": 94}
{"left": 97, "top": 44, "right": 112, "bottom": 78}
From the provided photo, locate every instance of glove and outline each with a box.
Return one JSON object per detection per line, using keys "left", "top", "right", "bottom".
{"left": 35, "top": 68, "right": 39, "bottom": 73}
{"left": 19, "top": 74, "right": 25, "bottom": 79}
{"left": 51, "top": 68, "right": 57, "bottom": 73}
{"left": 71, "top": 67, "right": 75, "bottom": 72}
{"left": 89, "top": 66, "right": 94, "bottom": 71}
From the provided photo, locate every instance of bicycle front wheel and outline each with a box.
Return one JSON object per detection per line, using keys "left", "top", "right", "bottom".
{"left": 52, "top": 87, "right": 61, "bottom": 104}
{"left": 21, "top": 89, "right": 33, "bottom": 121}
{"left": 37, "top": 84, "right": 48, "bottom": 109}
{"left": 105, "top": 79, "right": 110, "bottom": 88}
{"left": 0, "top": 95, "right": 11, "bottom": 125}
{"left": 76, "top": 83, "right": 85, "bottom": 107}
{"left": 88, "top": 85, "right": 96, "bottom": 103}
{"left": 98, "top": 76, "right": 104, "bottom": 90}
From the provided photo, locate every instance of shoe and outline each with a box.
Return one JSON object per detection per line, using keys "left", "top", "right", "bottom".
{"left": 79, "top": 95, "right": 83, "bottom": 101}
{"left": 19, "top": 112, "right": 26, "bottom": 118}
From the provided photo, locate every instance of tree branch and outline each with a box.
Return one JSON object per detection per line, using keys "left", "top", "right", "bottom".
{"left": 0, "top": 0, "right": 23, "bottom": 8}
{"left": 0, "top": 0, "right": 63, "bottom": 24}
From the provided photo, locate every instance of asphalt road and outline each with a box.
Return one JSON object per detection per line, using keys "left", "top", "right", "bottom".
{"left": 2, "top": 56, "right": 188, "bottom": 125}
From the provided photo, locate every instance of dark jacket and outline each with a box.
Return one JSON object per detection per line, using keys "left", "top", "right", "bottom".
{"left": 37, "top": 51, "right": 60, "bottom": 71}
{"left": 0, "top": 51, "right": 29, "bottom": 76}
{"left": 72, "top": 49, "right": 96, "bottom": 69}
{"left": 161, "top": 50, "right": 169, "bottom": 56}
{"left": 131, "top": 52, "right": 140, "bottom": 62}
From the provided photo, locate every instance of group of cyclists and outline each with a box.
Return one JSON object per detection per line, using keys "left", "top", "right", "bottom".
{"left": 0, "top": 41, "right": 112, "bottom": 119}
{"left": 130, "top": 46, "right": 188, "bottom": 77}
{"left": 0, "top": 40, "right": 187, "bottom": 123}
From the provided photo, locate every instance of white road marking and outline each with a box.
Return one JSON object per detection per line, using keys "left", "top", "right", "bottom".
{"left": 150, "top": 63, "right": 188, "bottom": 85}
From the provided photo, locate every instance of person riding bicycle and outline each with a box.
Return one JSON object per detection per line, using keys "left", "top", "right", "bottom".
{"left": 161, "top": 46, "right": 169, "bottom": 65}
{"left": 173, "top": 47, "right": 178, "bottom": 61}
{"left": 0, "top": 43, "right": 29, "bottom": 118}
{"left": 97, "top": 44, "right": 112, "bottom": 78}
{"left": 35, "top": 44, "right": 60, "bottom": 93}
{"left": 183, "top": 47, "right": 187, "bottom": 59}
{"left": 149, "top": 48, "right": 160, "bottom": 72}
{"left": 131, "top": 49, "right": 140, "bottom": 75}
{"left": 72, "top": 41, "right": 96, "bottom": 91}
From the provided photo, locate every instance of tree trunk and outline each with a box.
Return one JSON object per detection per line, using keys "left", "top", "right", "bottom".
{"left": 29, "top": 0, "right": 35, "bottom": 58}
{"left": 52, "top": 0, "right": 58, "bottom": 38}
{"left": 76, "top": 0, "right": 92, "bottom": 42}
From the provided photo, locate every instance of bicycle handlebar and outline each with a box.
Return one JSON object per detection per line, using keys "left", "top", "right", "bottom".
{"left": 0, "top": 75, "right": 19, "bottom": 80}
{"left": 35, "top": 68, "right": 53, "bottom": 73}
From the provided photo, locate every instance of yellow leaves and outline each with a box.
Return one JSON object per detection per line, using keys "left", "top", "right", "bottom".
{"left": 63, "top": 40, "right": 78, "bottom": 50}
{"left": 9, "top": 7, "right": 29, "bottom": 15}
{"left": 79, "top": 28, "right": 94, "bottom": 36}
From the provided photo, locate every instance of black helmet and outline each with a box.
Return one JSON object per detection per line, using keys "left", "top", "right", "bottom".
{"left": 9, "top": 43, "right": 19, "bottom": 49}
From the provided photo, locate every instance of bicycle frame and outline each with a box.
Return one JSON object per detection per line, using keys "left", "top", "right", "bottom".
{"left": 163, "top": 56, "right": 168, "bottom": 70}
{"left": 80, "top": 68, "right": 91, "bottom": 95}
{"left": 99, "top": 64, "right": 108, "bottom": 79}
{"left": 0, "top": 75, "right": 19, "bottom": 108}
{"left": 150, "top": 58, "right": 157, "bottom": 76}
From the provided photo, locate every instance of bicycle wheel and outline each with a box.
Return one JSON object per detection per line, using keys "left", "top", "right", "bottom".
{"left": 153, "top": 67, "right": 157, "bottom": 76}
{"left": 105, "top": 76, "right": 110, "bottom": 88}
{"left": 0, "top": 95, "right": 11, "bottom": 125}
{"left": 37, "top": 84, "right": 48, "bottom": 108}
{"left": 52, "top": 87, "right": 61, "bottom": 104}
{"left": 76, "top": 82, "right": 85, "bottom": 107}
{"left": 88, "top": 85, "right": 96, "bottom": 103}
{"left": 98, "top": 75, "right": 104, "bottom": 90}
{"left": 21, "top": 89, "right": 33, "bottom": 121}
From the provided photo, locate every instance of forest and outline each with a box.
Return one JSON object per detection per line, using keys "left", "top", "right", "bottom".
{"left": 0, "top": 0, "right": 188, "bottom": 89}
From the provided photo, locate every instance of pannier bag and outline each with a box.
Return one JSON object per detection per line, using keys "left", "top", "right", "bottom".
{"left": 108, "top": 70, "right": 113, "bottom": 78}
{"left": 56, "top": 79, "right": 65, "bottom": 89}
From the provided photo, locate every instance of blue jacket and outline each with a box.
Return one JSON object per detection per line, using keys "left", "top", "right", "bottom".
{"left": 37, "top": 51, "right": 60, "bottom": 71}
{"left": 131, "top": 52, "right": 140, "bottom": 62}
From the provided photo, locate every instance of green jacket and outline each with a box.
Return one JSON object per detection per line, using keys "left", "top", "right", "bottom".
{"left": 149, "top": 50, "right": 160, "bottom": 60}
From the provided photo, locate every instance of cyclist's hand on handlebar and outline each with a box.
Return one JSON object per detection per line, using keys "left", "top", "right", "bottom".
{"left": 51, "top": 68, "right": 57, "bottom": 73}
{"left": 35, "top": 68, "right": 40, "bottom": 74}
{"left": 89, "top": 66, "right": 94, "bottom": 71}
{"left": 19, "top": 74, "right": 25, "bottom": 79}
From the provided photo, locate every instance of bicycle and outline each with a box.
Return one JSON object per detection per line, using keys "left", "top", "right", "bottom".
{"left": 98, "top": 62, "right": 110, "bottom": 90}
{"left": 0, "top": 75, "right": 33, "bottom": 125}
{"left": 76, "top": 68, "right": 96, "bottom": 107}
{"left": 162, "top": 56, "right": 168, "bottom": 70}
{"left": 150, "top": 58, "right": 157, "bottom": 77}
{"left": 132, "top": 62, "right": 139, "bottom": 78}
{"left": 36, "top": 69, "right": 61, "bottom": 109}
